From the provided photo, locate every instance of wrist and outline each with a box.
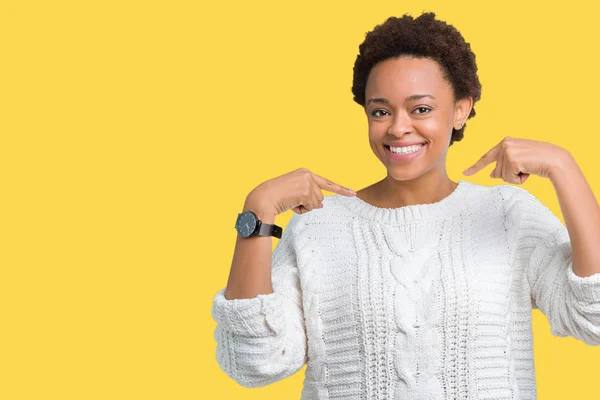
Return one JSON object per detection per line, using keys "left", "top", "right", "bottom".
{"left": 243, "top": 198, "right": 277, "bottom": 224}
{"left": 549, "top": 148, "right": 576, "bottom": 183}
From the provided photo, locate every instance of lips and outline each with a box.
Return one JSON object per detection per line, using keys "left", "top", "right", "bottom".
{"left": 383, "top": 142, "right": 426, "bottom": 161}
{"left": 384, "top": 143, "right": 426, "bottom": 152}
{"left": 384, "top": 141, "right": 427, "bottom": 148}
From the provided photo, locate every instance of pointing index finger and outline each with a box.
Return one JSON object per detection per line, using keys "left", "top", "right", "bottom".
{"left": 463, "top": 145, "right": 500, "bottom": 176}
{"left": 312, "top": 173, "right": 356, "bottom": 196}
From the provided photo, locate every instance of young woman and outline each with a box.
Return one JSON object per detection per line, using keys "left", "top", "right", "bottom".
{"left": 211, "top": 12, "right": 600, "bottom": 399}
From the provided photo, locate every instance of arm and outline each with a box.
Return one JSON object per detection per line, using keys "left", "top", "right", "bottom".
{"left": 502, "top": 185, "right": 600, "bottom": 345}
{"left": 224, "top": 198, "right": 280, "bottom": 300}
{"left": 211, "top": 211, "right": 308, "bottom": 387}
{"left": 548, "top": 150, "right": 600, "bottom": 278}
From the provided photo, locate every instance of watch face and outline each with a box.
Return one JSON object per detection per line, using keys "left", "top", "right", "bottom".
{"left": 236, "top": 211, "right": 258, "bottom": 237}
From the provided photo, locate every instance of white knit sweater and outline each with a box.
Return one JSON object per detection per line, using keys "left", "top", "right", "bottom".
{"left": 212, "top": 180, "right": 600, "bottom": 399}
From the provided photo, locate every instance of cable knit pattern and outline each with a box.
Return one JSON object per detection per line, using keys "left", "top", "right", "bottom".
{"left": 212, "top": 180, "right": 600, "bottom": 399}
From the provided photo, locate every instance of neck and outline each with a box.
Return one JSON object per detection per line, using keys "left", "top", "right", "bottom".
{"left": 362, "top": 173, "right": 457, "bottom": 209}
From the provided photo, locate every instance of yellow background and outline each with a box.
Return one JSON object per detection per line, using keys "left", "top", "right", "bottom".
{"left": 2, "top": 0, "right": 599, "bottom": 398}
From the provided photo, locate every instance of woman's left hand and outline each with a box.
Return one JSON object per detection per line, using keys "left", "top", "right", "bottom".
{"left": 462, "top": 136, "right": 569, "bottom": 184}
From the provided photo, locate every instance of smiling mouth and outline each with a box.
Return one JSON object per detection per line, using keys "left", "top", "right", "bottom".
{"left": 384, "top": 143, "right": 426, "bottom": 154}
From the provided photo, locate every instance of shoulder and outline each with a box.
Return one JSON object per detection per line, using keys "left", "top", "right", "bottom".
{"left": 276, "top": 195, "right": 354, "bottom": 256}
{"left": 494, "top": 182, "right": 537, "bottom": 203}
{"left": 462, "top": 180, "right": 531, "bottom": 201}
{"left": 453, "top": 180, "right": 524, "bottom": 212}
{"left": 462, "top": 180, "right": 539, "bottom": 208}
{"left": 294, "top": 194, "right": 354, "bottom": 223}
{"left": 282, "top": 194, "right": 353, "bottom": 235}
{"left": 492, "top": 183, "right": 547, "bottom": 216}
{"left": 458, "top": 181, "right": 550, "bottom": 224}
{"left": 488, "top": 183, "right": 561, "bottom": 231}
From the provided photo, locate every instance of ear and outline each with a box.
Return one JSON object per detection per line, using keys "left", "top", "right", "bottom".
{"left": 453, "top": 96, "right": 473, "bottom": 130}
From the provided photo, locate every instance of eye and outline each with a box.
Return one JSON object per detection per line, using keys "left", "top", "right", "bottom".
{"left": 413, "top": 107, "right": 432, "bottom": 115}
{"left": 371, "top": 109, "right": 389, "bottom": 117}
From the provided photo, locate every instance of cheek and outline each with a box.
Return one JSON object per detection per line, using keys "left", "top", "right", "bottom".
{"left": 367, "top": 131, "right": 387, "bottom": 160}
{"left": 368, "top": 136, "right": 380, "bottom": 154}
{"left": 367, "top": 119, "right": 376, "bottom": 133}
{"left": 416, "top": 116, "right": 452, "bottom": 140}
{"left": 367, "top": 123, "right": 385, "bottom": 142}
{"left": 417, "top": 118, "right": 442, "bottom": 133}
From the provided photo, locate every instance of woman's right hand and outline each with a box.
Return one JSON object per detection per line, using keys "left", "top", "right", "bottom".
{"left": 246, "top": 168, "right": 356, "bottom": 218}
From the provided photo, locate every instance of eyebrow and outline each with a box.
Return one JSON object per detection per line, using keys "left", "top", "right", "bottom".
{"left": 366, "top": 94, "right": 436, "bottom": 105}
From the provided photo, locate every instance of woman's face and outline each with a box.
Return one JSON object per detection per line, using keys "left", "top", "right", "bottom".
{"left": 364, "top": 56, "right": 472, "bottom": 182}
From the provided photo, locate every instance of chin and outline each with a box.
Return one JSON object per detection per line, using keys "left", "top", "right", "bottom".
{"left": 386, "top": 168, "right": 424, "bottom": 182}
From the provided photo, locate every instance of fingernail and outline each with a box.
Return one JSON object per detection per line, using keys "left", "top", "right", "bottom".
{"left": 348, "top": 187, "right": 356, "bottom": 195}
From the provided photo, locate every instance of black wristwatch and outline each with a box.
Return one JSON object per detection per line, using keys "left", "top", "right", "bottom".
{"left": 235, "top": 210, "right": 282, "bottom": 238}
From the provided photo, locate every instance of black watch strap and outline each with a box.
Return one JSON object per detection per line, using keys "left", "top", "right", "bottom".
{"left": 257, "top": 221, "right": 283, "bottom": 239}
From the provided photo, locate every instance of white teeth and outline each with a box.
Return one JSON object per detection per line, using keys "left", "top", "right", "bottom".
{"left": 389, "top": 144, "right": 423, "bottom": 154}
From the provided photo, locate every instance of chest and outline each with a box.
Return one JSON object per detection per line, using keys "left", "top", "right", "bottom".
{"left": 297, "top": 215, "right": 519, "bottom": 342}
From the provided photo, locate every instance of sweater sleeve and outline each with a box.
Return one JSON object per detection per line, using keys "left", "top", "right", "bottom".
{"left": 211, "top": 213, "right": 308, "bottom": 387}
{"left": 502, "top": 185, "right": 600, "bottom": 345}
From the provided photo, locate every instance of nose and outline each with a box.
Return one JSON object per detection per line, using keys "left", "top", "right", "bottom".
{"left": 387, "top": 111, "right": 414, "bottom": 137}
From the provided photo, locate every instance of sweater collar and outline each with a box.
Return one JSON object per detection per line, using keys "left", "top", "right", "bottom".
{"left": 336, "top": 179, "right": 472, "bottom": 223}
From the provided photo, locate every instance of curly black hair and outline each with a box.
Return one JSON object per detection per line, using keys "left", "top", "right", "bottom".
{"left": 352, "top": 12, "right": 482, "bottom": 146}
